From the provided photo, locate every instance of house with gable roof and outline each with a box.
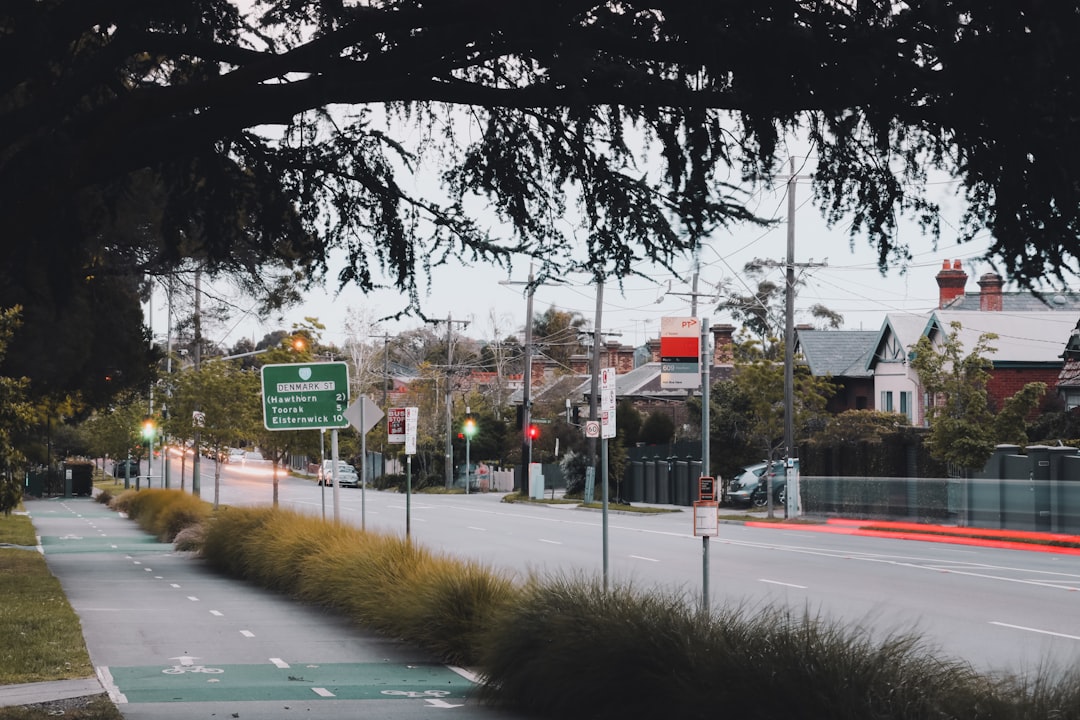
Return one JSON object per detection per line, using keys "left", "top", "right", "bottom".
{"left": 793, "top": 327, "right": 877, "bottom": 414}
{"left": 865, "top": 260, "right": 1077, "bottom": 426}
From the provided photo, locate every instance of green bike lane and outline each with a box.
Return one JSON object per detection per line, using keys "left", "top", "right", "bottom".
{"left": 30, "top": 497, "right": 511, "bottom": 720}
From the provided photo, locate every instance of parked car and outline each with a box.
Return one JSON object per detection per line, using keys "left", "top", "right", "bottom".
{"left": 318, "top": 460, "right": 360, "bottom": 488}
{"left": 726, "top": 459, "right": 799, "bottom": 507}
{"left": 226, "top": 448, "right": 245, "bottom": 463}
{"left": 112, "top": 458, "right": 139, "bottom": 478}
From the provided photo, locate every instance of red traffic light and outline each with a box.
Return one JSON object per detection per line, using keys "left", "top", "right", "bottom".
{"left": 527, "top": 424, "right": 540, "bottom": 440}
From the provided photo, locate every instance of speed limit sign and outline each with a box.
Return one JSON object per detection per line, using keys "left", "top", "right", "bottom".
{"left": 584, "top": 420, "right": 600, "bottom": 438}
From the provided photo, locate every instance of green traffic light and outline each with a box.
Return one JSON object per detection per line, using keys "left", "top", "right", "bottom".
{"left": 141, "top": 419, "right": 156, "bottom": 440}
{"left": 463, "top": 417, "right": 477, "bottom": 438}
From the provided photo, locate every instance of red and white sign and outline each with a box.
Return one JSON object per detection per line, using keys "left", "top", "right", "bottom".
{"left": 660, "top": 316, "right": 701, "bottom": 390}
{"left": 600, "top": 367, "right": 617, "bottom": 439}
{"left": 387, "top": 407, "right": 406, "bottom": 443}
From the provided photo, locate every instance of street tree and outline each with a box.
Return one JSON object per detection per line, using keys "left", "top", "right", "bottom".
{"left": 533, "top": 307, "right": 588, "bottom": 370}
{"left": 909, "top": 323, "right": 996, "bottom": 474}
{"left": 910, "top": 322, "right": 1046, "bottom": 474}
{"left": 169, "top": 361, "right": 262, "bottom": 507}
{"left": 719, "top": 261, "right": 843, "bottom": 359}
{"left": 7, "top": 2, "right": 1080, "bottom": 415}
{"left": 0, "top": 308, "right": 32, "bottom": 513}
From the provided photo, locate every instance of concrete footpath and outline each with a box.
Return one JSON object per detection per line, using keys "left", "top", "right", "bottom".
{"left": 4, "top": 496, "right": 520, "bottom": 720}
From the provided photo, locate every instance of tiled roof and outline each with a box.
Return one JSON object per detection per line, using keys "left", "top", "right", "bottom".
{"left": 930, "top": 311, "right": 1074, "bottom": 364}
{"left": 945, "top": 291, "right": 1080, "bottom": 313}
{"left": 795, "top": 329, "right": 877, "bottom": 378}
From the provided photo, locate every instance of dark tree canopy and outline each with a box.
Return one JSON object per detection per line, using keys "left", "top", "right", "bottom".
{"left": 4, "top": 1, "right": 1079, "bottom": 404}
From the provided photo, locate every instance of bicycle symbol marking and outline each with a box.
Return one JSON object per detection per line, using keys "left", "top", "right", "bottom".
{"left": 381, "top": 689, "right": 451, "bottom": 699}
{"left": 162, "top": 665, "right": 224, "bottom": 675}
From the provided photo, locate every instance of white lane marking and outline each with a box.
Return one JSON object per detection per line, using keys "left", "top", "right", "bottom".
{"left": 630, "top": 555, "right": 659, "bottom": 562}
{"left": 312, "top": 687, "right": 336, "bottom": 697}
{"left": 270, "top": 658, "right": 290, "bottom": 669}
{"left": 760, "top": 579, "right": 808, "bottom": 589}
{"left": 467, "top": 526, "right": 487, "bottom": 532}
{"left": 144, "top": 568, "right": 152, "bottom": 572}
{"left": 170, "top": 584, "right": 181, "bottom": 588}
{"left": 132, "top": 561, "right": 141, "bottom": 565}
{"left": 110, "top": 545, "right": 118, "bottom": 549}
{"left": 990, "top": 621, "right": 1080, "bottom": 641}
{"left": 187, "top": 596, "right": 200, "bottom": 602}
{"left": 538, "top": 539, "right": 562, "bottom": 545}
{"left": 240, "top": 630, "right": 255, "bottom": 638}
{"left": 210, "top": 610, "right": 223, "bottom": 617}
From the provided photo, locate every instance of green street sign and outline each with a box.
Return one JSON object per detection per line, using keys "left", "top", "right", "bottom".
{"left": 261, "top": 362, "right": 349, "bottom": 431}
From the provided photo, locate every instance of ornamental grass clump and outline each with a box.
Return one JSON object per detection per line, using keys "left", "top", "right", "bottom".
{"left": 111, "top": 488, "right": 211, "bottom": 542}
{"left": 379, "top": 557, "right": 519, "bottom": 666}
{"left": 242, "top": 509, "right": 366, "bottom": 594}
{"left": 199, "top": 505, "right": 277, "bottom": 578}
{"left": 296, "top": 531, "right": 428, "bottom": 624}
{"left": 477, "top": 575, "right": 1008, "bottom": 720}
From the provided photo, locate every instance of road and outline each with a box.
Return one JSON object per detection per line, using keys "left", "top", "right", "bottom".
{"left": 188, "top": 456, "right": 1080, "bottom": 676}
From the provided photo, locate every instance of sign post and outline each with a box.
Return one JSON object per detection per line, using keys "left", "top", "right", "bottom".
{"left": 345, "top": 395, "right": 384, "bottom": 531}
{"left": 693, "top": 475, "right": 719, "bottom": 615}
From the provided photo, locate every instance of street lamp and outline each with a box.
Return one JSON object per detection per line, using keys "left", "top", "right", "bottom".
{"left": 463, "top": 409, "right": 477, "bottom": 495}
{"left": 141, "top": 419, "right": 156, "bottom": 490}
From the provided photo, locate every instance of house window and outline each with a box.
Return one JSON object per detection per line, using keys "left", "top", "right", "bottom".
{"left": 880, "top": 391, "right": 894, "bottom": 412}
{"left": 899, "top": 391, "right": 913, "bottom": 422}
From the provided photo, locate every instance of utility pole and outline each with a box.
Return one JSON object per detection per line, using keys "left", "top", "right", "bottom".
{"left": 429, "top": 314, "right": 469, "bottom": 488}
{"left": 500, "top": 266, "right": 566, "bottom": 497}
{"left": 781, "top": 158, "right": 824, "bottom": 518}
{"left": 191, "top": 268, "right": 202, "bottom": 498}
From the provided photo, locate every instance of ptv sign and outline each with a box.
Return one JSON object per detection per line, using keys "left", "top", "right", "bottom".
{"left": 261, "top": 362, "right": 349, "bottom": 430}
{"left": 660, "top": 316, "right": 701, "bottom": 390}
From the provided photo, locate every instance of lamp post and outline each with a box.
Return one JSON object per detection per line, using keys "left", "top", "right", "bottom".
{"left": 463, "top": 408, "right": 476, "bottom": 495}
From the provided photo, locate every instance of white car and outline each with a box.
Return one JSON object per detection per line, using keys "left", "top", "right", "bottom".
{"left": 227, "top": 448, "right": 245, "bottom": 463}
{"left": 319, "top": 460, "right": 360, "bottom": 488}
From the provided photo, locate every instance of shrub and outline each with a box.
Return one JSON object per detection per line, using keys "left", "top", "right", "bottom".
{"left": 477, "top": 576, "right": 1000, "bottom": 720}
{"left": 199, "top": 505, "right": 276, "bottom": 578}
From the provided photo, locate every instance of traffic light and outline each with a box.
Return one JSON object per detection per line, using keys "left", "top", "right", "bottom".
{"left": 141, "top": 419, "right": 156, "bottom": 441}
{"left": 463, "top": 415, "right": 477, "bottom": 438}
{"left": 527, "top": 424, "right": 539, "bottom": 441}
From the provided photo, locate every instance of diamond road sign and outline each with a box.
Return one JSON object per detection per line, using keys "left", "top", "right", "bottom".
{"left": 261, "top": 362, "right": 349, "bottom": 431}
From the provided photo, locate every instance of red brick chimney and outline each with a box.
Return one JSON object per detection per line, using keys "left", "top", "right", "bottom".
{"left": 936, "top": 259, "right": 968, "bottom": 308}
{"left": 977, "top": 272, "right": 1004, "bottom": 311}
{"left": 711, "top": 323, "right": 735, "bottom": 365}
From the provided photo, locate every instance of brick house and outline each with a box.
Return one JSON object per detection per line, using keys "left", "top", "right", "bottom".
{"left": 868, "top": 260, "right": 1077, "bottom": 425}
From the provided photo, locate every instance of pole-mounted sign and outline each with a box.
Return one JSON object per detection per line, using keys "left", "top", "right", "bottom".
{"left": 260, "top": 362, "right": 349, "bottom": 431}
{"left": 660, "top": 316, "right": 701, "bottom": 389}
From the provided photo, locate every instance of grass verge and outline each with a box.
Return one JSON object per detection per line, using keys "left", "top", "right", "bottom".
{"left": 0, "top": 506, "right": 125, "bottom": 720}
